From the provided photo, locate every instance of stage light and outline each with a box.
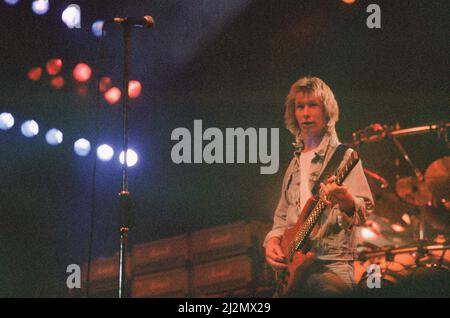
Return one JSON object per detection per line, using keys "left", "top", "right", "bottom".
{"left": 46, "top": 58, "right": 63, "bottom": 75}
{"left": 74, "top": 138, "right": 91, "bottom": 156}
{"left": 73, "top": 63, "right": 92, "bottom": 82}
{"left": 28, "top": 67, "right": 42, "bottom": 81}
{"left": 4, "top": 0, "right": 20, "bottom": 6}
{"left": 91, "top": 20, "right": 105, "bottom": 37}
{"left": 32, "top": 0, "right": 49, "bottom": 15}
{"left": 128, "top": 80, "right": 142, "bottom": 99}
{"left": 99, "top": 76, "right": 112, "bottom": 93}
{"left": 119, "top": 149, "right": 138, "bottom": 167}
{"left": 0, "top": 112, "right": 15, "bottom": 130}
{"left": 97, "top": 144, "right": 114, "bottom": 162}
{"left": 21, "top": 120, "right": 39, "bottom": 138}
{"left": 45, "top": 128, "right": 63, "bottom": 146}
{"left": 104, "top": 87, "right": 121, "bottom": 105}
{"left": 50, "top": 76, "right": 64, "bottom": 89}
{"left": 401, "top": 213, "right": 411, "bottom": 225}
{"left": 342, "top": 0, "right": 356, "bottom": 4}
{"left": 361, "top": 228, "right": 377, "bottom": 240}
{"left": 391, "top": 224, "right": 406, "bottom": 233}
{"left": 62, "top": 4, "right": 81, "bottom": 29}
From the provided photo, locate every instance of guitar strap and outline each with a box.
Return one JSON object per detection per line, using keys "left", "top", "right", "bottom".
{"left": 310, "top": 143, "right": 350, "bottom": 196}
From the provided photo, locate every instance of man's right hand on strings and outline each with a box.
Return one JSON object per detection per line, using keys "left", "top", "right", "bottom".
{"left": 265, "top": 236, "right": 288, "bottom": 270}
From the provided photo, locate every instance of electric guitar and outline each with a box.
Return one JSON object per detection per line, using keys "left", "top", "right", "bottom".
{"left": 275, "top": 150, "right": 360, "bottom": 296}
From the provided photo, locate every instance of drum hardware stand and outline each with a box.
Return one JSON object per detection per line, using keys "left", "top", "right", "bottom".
{"left": 414, "top": 244, "right": 427, "bottom": 265}
{"left": 351, "top": 121, "right": 450, "bottom": 146}
{"left": 385, "top": 251, "right": 394, "bottom": 262}
{"left": 391, "top": 136, "right": 424, "bottom": 182}
{"left": 360, "top": 244, "right": 450, "bottom": 262}
{"left": 391, "top": 135, "right": 431, "bottom": 242}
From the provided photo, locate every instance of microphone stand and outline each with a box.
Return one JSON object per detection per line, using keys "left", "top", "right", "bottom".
{"left": 103, "top": 15, "right": 154, "bottom": 299}
{"left": 118, "top": 24, "right": 133, "bottom": 298}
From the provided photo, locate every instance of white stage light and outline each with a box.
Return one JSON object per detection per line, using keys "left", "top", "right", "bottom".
{"left": 62, "top": 5, "right": 81, "bottom": 29}
{"left": 45, "top": 128, "right": 63, "bottom": 146}
{"left": 21, "top": 120, "right": 39, "bottom": 138}
{"left": 0, "top": 112, "right": 15, "bottom": 130}
{"left": 74, "top": 138, "right": 91, "bottom": 156}
{"left": 97, "top": 144, "right": 114, "bottom": 162}
{"left": 119, "top": 149, "right": 138, "bottom": 167}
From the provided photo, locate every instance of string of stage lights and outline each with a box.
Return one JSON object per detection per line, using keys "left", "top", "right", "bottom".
{"left": 0, "top": 110, "right": 139, "bottom": 166}
{"left": 4, "top": 1, "right": 111, "bottom": 36}
{"left": 4, "top": 51, "right": 143, "bottom": 167}
{"left": 2, "top": 0, "right": 143, "bottom": 167}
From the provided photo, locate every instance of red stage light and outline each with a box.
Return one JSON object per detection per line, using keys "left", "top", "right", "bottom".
{"left": 104, "top": 87, "right": 121, "bottom": 104}
{"left": 128, "top": 80, "right": 142, "bottom": 99}
{"left": 99, "top": 76, "right": 112, "bottom": 93}
{"left": 46, "top": 58, "right": 63, "bottom": 75}
{"left": 50, "top": 76, "right": 64, "bottom": 89}
{"left": 73, "top": 63, "right": 92, "bottom": 82}
{"left": 342, "top": 0, "right": 356, "bottom": 4}
{"left": 28, "top": 67, "right": 43, "bottom": 81}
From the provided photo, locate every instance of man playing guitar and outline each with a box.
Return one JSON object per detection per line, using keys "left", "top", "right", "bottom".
{"left": 264, "top": 76, "right": 374, "bottom": 297}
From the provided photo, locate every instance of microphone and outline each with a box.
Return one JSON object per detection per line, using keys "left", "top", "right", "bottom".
{"left": 352, "top": 123, "right": 387, "bottom": 145}
{"left": 109, "top": 15, "right": 155, "bottom": 28}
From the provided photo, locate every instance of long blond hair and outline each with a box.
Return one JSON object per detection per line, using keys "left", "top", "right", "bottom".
{"left": 284, "top": 76, "right": 339, "bottom": 147}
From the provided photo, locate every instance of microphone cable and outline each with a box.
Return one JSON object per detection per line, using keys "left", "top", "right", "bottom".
{"left": 85, "top": 27, "right": 107, "bottom": 298}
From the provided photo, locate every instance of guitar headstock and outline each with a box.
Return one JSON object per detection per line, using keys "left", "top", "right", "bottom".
{"left": 334, "top": 149, "right": 359, "bottom": 185}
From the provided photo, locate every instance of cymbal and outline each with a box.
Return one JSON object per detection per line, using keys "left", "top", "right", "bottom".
{"left": 425, "top": 156, "right": 450, "bottom": 201}
{"left": 395, "top": 176, "right": 432, "bottom": 206}
{"left": 372, "top": 191, "right": 410, "bottom": 224}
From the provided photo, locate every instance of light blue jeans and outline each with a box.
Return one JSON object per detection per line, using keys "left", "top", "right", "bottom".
{"left": 280, "top": 260, "right": 356, "bottom": 297}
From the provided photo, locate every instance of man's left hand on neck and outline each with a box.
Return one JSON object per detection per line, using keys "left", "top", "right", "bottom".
{"left": 320, "top": 176, "right": 355, "bottom": 217}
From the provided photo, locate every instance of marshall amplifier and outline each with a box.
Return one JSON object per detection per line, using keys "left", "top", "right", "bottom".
{"left": 81, "top": 252, "right": 131, "bottom": 297}
{"left": 131, "top": 268, "right": 189, "bottom": 298}
{"left": 191, "top": 255, "right": 264, "bottom": 296}
{"left": 189, "top": 221, "right": 267, "bottom": 264}
{"left": 131, "top": 235, "right": 189, "bottom": 275}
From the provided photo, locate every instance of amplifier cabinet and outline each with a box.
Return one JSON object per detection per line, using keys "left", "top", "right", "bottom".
{"left": 191, "top": 255, "right": 266, "bottom": 296}
{"left": 132, "top": 235, "right": 188, "bottom": 275}
{"left": 80, "top": 253, "right": 131, "bottom": 297}
{"left": 189, "top": 221, "right": 268, "bottom": 264}
{"left": 131, "top": 268, "right": 189, "bottom": 298}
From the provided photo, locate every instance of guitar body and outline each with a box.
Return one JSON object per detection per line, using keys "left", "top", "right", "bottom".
{"left": 276, "top": 197, "right": 319, "bottom": 297}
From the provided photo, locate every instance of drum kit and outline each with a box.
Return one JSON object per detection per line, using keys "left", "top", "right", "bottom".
{"left": 351, "top": 121, "right": 450, "bottom": 296}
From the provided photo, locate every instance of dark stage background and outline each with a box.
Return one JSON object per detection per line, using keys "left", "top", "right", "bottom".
{"left": 0, "top": 0, "right": 448, "bottom": 297}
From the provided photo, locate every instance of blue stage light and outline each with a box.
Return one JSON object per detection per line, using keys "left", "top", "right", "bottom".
{"left": 32, "top": 0, "right": 49, "bottom": 15}
{"left": 91, "top": 20, "right": 105, "bottom": 37}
